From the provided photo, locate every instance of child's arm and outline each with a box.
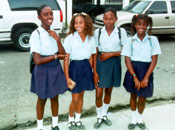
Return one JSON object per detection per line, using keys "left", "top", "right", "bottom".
{"left": 63, "top": 53, "right": 76, "bottom": 89}
{"left": 125, "top": 56, "right": 141, "bottom": 91}
{"left": 99, "top": 52, "right": 121, "bottom": 61}
{"left": 49, "top": 30, "right": 66, "bottom": 55}
{"left": 141, "top": 55, "right": 158, "bottom": 88}
{"left": 33, "top": 52, "right": 66, "bottom": 65}
{"left": 93, "top": 48, "right": 99, "bottom": 87}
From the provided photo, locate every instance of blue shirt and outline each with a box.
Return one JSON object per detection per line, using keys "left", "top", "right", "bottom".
{"left": 121, "top": 33, "right": 161, "bottom": 62}
{"left": 30, "top": 26, "right": 58, "bottom": 55}
{"left": 94, "top": 26, "right": 127, "bottom": 52}
{"left": 63, "top": 32, "right": 96, "bottom": 60}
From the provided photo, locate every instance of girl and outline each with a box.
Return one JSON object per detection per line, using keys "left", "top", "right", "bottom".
{"left": 93, "top": 7, "right": 127, "bottom": 129}
{"left": 121, "top": 14, "right": 161, "bottom": 130}
{"left": 30, "top": 5, "right": 67, "bottom": 130}
{"left": 63, "top": 13, "right": 96, "bottom": 130}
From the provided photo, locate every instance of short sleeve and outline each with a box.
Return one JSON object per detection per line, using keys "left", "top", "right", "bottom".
{"left": 63, "top": 35, "right": 72, "bottom": 54}
{"left": 121, "top": 37, "right": 132, "bottom": 57}
{"left": 120, "top": 28, "right": 128, "bottom": 46}
{"left": 151, "top": 36, "right": 161, "bottom": 55}
{"left": 30, "top": 30, "right": 41, "bottom": 54}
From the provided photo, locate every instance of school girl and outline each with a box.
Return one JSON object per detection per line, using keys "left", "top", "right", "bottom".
{"left": 121, "top": 14, "right": 161, "bottom": 130}
{"left": 63, "top": 13, "right": 96, "bottom": 130}
{"left": 93, "top": 7, "right": 127, "bottom": 128}
{"left": 30, "top": 5, "right": 67, "bottom": 130}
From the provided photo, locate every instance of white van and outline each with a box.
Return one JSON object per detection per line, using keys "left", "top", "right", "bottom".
{"left": 0, "top": 0, "right": 64, "bottom": 51}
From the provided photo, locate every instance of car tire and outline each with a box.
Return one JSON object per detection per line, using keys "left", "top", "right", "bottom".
{"left": 14, "top": 28, "right": 34, "bottom": 52}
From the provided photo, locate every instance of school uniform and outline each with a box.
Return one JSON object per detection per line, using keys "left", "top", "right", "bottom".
{"left": 94, "top": 26, "right": 127, "bottom": 88}
{"left": 121, "top": 33, "right": 161, "bottom": 97}
{"left": 63, "top": 31, "right": 96, "bottom": 93}
{"left": 30, "top": 26, "right": 67, "bottom": 99}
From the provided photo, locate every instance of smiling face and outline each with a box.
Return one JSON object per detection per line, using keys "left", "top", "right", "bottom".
{"left": 135, "top": 19, "right": 148, "bottom": 36}
{"left": 103, "top": 11, "right": 117, "bottom": 29}
{"left": 38, "top": 6, "right": 53, "bottom": 30}
{"left": 74, "top": 16, "right": 85, "bottom": 34}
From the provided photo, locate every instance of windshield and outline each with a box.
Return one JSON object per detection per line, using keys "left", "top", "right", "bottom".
{"left": 123, "top": 1, "right": 151, "bottom": 13}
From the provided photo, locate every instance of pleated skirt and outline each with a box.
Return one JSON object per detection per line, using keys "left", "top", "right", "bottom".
{"left": 123, "top": 61, "right": 154, "bottom": 97}
{"left": 30, "top": 59, "right": 67, "bottom": 99}
{"left": 69, "top": 59, "right": 95, "bottom": 93}
{"left": 97, "top": 53, "right": 121, "bottom": 88}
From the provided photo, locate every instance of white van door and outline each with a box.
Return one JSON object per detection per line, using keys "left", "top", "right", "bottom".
{"left": 0, "top": 8, "right": 5, "bottom": 39}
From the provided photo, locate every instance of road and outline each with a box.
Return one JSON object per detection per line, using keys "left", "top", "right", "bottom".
{"left": 0, "top": 36, "right": 175, "bottom": 130}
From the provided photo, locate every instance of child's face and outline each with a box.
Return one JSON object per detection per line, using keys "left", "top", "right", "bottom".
{"left": 103, "top": 11, "right": 117, "bottom": 28}
{"left": 135, "top": 19, "right": 148, "bottom": 35}
{"left": 74, "top": 16, "right": 85, "bottom": 34}
{"left": 38, "top": 6, "right": 53, "bottom": 28}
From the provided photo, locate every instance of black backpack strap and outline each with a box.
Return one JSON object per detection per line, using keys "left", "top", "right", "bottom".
{"left": 98, "top": 28, "right": 102, "bottom": 46}
{"left": 118, "top": 27, "right": 121, "bottom": 45}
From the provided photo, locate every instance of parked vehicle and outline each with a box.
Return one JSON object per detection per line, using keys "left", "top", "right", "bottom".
{"left": 94, "top": 0, "right": 175, "bottom": 36}
{"left": 0, "top": 0, "right": 64, "bottom": 51}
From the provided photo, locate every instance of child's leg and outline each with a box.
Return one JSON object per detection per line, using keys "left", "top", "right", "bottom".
{"left": 130, "top": 93, "right": 137, "bottom": 124}
{"left": 101, "top": 87, "right": 113, "bottom": 126}
{"left": 75, "top": 91, "right": 85, "bottom": 122}
{"left": 36, "top": 97, "right": 47, "bottom": 130}
{"left": 95, "top": 87, "right": 104, "bottom": 118}
{"left": 137, "top": 97, "right": 146, "bottom": 129}
{"left": 137, "top": 97, "right": 146, "bottom": 123}
{"left": 94, "top": 87, "right": 103, "bottom": 128}
{"left": 69, "top": 93, "right": 81, "bottom": 121}
{"left": 103, "top": 87, "right": 113, "bottom": 116}
{"left": 130, "top": 93, "right": 137, "bottom": 111}
{"left": 50, "top": 95, "right": 59, "bottom": 127}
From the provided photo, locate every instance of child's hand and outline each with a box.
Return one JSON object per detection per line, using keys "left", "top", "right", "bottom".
{"left": 57, "top": 54, "right": 67, "bottom": 60}
{"left": 141, "top": 77, "right": 148, "bottom": 88}
{"left": 93, "top": 71, "right": 99, "bottom": 88}
{"left": 67, "top": 78, "right": 76, "bottom": 90}
{"left": 99, "top": 52, "right": 111, "bottom": 61}
{"left": 133, "top": 76, "right": 141, "bottom": 91}
{"left": 48, "top": 30, "right": 59, "bottom": 41}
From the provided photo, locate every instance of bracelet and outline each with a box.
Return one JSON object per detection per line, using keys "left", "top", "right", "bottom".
{"left": 54, "top": 55, "right": 57, "bottom": 60}
{"left": 132, "top": 73, "right": 136, "bottom": 77}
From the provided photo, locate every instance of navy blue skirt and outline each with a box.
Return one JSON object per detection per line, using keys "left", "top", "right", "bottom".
{"left": 97, "top": 53, "right": 121, "bottom": 88}
{"left": 30, "top": 59, "right": 67, "bottom": 99}
{"left": 123, "top": 61, "right": 154, "bottom": 97}
{"left": 69, "top": 59, "right": 95, "bottom": 93}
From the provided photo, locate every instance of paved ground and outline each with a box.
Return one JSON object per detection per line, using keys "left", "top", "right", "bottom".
{"left": 27, "top": 101, "right": 175, "bottom": 130}
{"left": 0, "top": 36, "right": 175, "bottom": 130}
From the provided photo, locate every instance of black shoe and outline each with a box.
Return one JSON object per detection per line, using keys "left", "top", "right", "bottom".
{"left": 94, "top": 118, "right": 103, "bottom": 129}
{"left": 128, "top": 123, "right": 137, "bottom": 130}
{"left": 138, "top": 122, "right": 146, "bottom": 130}
{"left": 103, "top": 116, "right": 112, "bottom": 126}
{"left": 51, "top": 126, "right": 60, "bottom": 130}
{"left": 68, "top": 121, "right": 76, "bottom": 130}
{"left": 76, "top": 121, "right": 85, "bottom": 130}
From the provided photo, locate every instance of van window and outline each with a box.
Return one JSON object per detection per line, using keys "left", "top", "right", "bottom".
{"left": 171, "top": 1, "right": 175, "bottom": 13}
{"left": 8, "top": 0, "right": 60, "bottom": 11}
{"left": 148, "top": 1, "right": 167, "bottom": 14}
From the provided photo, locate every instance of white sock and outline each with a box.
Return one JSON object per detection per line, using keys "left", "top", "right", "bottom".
{"left": 137, "top": 111, "right": 144, "bottom": 123}
{"left": 75, "top": 113, "right": 81, "bottom": 123}
{"left": 37, "top": 119, "right": 43, "bottom": 130}
{"left": 102, "top": 103, "right": 109, "bottom": 117}
{"left": 52, "top": 116, "right": 58, "bottom": 127}
{"left": 68, "top": 115, "right": 75, "bottom": 123}
{"left": 130, "top": 110, "right": 137, "bottom": 124}
{"left": 96, "top": 106, "right": 103, "bottom": 119}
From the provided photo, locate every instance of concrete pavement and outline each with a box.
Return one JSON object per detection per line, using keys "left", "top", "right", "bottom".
{"left": 27, "top": 103, "right": 175, "bottom": 130}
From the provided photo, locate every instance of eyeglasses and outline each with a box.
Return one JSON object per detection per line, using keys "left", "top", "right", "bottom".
{"left": 73, "top": 12, "right": 87, "bottom": 16}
